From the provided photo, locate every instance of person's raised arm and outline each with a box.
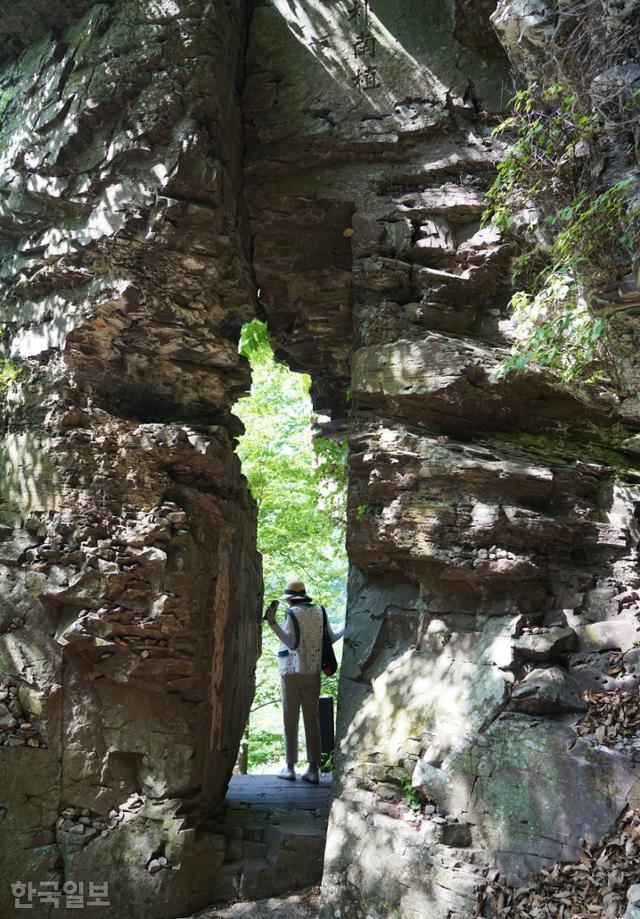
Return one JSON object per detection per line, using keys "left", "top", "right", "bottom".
{"left": 326, "top": 610, "right": 345, "bottom": 644}
{"left": 265, "top": 601, "right": 296, "bottom": 649}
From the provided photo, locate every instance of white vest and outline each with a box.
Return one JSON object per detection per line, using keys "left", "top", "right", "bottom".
{"left": 277, "top": 603, "right": 324, "bottom": 675}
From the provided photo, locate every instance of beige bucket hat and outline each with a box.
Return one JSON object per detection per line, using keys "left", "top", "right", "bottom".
{"left": 278, "top": 580, "right": 313, "bottom": 602}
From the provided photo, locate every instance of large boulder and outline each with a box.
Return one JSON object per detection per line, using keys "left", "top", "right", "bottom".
{"left": 511, "top": 666, "right": 587, "bottom": 714}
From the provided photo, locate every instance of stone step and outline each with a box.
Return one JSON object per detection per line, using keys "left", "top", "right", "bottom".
{"left": 262, "top": 823, "right": 327, "bottom": 861}
{"left": 223, "top": 839, "right": 270, "bottom": 863}
{"left": 203, "top": 803, "right": 328, "bottom": 904}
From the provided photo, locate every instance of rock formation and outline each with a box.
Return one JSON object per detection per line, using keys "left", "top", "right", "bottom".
{"left": 0, "top": 0, "right": 638, "bottom": 917}
{"left": 0, "top": 2, "right": 262, "bottom": 916}
{"left": 244, "top": 2, "right": 640, "bottom": 917}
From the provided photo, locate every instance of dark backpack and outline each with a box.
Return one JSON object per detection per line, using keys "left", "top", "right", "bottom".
{"left": 320, "top": 606, "right": 338, "bottom": 676}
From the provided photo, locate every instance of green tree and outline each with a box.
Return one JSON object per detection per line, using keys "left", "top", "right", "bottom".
{"left": 235, "top": 320, "right": 348, "bottom": 769}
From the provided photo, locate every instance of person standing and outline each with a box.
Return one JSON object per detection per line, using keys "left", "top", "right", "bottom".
{"left": 264, "top": 580, "right": 344, "bottom": 784}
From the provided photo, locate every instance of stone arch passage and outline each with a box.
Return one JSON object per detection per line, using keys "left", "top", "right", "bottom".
{"left": 1, "top": 2, "right": 639, "bottom": 919}
{"left": 205, "top": 317, "right": 349, "bottom": 904}
{"left": 232, "top": 318, "right": 348, "bottom": 781}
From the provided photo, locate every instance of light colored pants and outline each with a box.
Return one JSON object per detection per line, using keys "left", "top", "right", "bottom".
{"left": 281, "top": 671, "right": 321, "bottom": 766}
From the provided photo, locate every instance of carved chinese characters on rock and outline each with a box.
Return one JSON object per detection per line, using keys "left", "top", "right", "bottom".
{"left": 349, "top": 0, "right": 381, "bottom": 91}
{"left": 305, "top": 0, "right": 382, "bottom": 92}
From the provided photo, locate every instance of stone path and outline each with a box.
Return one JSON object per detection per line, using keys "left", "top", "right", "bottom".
{"left": 227, "top": 773, "right": 332, "bottom": 814}
{"left": 189, "top": 885, "right": 320, "bottom": 918}
{"left": 182, "top": 774, "right": 331, "bottom": 909}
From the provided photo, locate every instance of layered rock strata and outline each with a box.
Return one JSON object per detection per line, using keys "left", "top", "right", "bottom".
{"left": 0, "top": 1, "right": 638, "bottom": 918}
{"left": 0, "top": 2, "right": 261, "bottom": 917}
{"left": 243, "top": 2, "right": 640, "bottom": 917}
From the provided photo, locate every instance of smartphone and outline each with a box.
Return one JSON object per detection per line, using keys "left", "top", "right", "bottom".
{"left": 263, "top": 599, "right": 279, "bottom": 621}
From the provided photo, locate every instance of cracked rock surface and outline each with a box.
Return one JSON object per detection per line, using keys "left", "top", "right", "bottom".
{"left": 0, "top": 2, "right": 261, "bottom": 917}
{"left": 1, "top": 1, "right": 639, "bottom": 918}
{"left": 243, "top": 2, "right": 640, "bottom": 917}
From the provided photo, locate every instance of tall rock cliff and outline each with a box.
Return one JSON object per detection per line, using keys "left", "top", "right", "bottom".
{"left": 244, "top": 2, "right": 640, "bottom": 917}
{"left": 0, "top": 2, "right": 262, "bottom": 917}
{"left": 0, "top": 1, "right": 638, "bottom": 918}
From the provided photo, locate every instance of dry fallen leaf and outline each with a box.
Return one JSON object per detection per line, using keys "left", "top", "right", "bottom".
{"left": 479, "top": 810, "right": 640, "bottom": 918}
{"left": 574, "top": 683, "right": 640, "bottom": 746}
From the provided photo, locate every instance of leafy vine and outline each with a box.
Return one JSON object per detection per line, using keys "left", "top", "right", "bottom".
{"left": 484, "top": 83, "right": 638, "bottom": 382}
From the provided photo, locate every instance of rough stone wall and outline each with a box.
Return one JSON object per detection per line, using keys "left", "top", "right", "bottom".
{"left": 243, "top": 2, "right": 640, "bottom": 917}
{"left": 1, "top": 2, "right": 638, "bottom": 917}
{"left": 0, "top": 2, "right": 262, "bottom": 917}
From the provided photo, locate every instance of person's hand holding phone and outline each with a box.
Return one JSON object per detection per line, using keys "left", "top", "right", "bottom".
{"left": 264, "top": 599, "right": 279, "bottom": 625}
